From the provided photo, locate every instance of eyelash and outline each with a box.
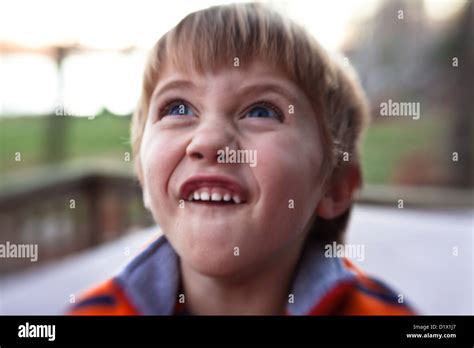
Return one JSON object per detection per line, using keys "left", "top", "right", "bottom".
{"left": 246, "top": 100, "right": 284, "bottom": 121}
{"left": 158, "top": 98, "right": 192, "bottom": 118}
{"left": 156, "top": 98, "right": 284, "bottom": 120}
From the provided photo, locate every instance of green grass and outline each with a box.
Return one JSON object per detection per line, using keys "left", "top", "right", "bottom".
{"left": 0, "top": 115, "right": 46, "bottom": 169}
{"left": 361, "top": 117, "right": 444, "bottom": 184}
{"left": 0, "top": 112, "right": 131, "bottom": 173}
{"left": 1, "top": 112, "right": 445, "bottom": 185}
{"left": 67, "top": 115, "right": 131, "bottom": 158}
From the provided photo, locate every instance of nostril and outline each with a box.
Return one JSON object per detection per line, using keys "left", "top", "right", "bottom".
{"left": 189, "top": 151, "right": 204, "bottom": 160}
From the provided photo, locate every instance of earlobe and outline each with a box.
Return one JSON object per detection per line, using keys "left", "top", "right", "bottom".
{"left": 316, "top": 164, "right": 361, "bottom": 220}
{"left": 316, "top": 194, "right": 349, "bottom": 220}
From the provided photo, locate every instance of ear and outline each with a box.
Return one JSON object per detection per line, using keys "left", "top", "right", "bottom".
{"left": 316, "top": 163, "right": 362, "bottom": 219}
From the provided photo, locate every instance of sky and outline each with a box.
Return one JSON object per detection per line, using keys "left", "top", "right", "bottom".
{"left": 0, "top": 0, "right": 468, "bottom": 115}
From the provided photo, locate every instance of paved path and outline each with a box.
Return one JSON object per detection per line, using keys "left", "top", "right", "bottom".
{"left": 1, "top": 205, "right": 472, "bottom": 314}
{"left": 346, "top": 205, "right": 472, "bottom": 315}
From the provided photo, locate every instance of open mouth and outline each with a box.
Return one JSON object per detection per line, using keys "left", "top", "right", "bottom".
{"left": 187, "top": 188, "right": 244, "bottom": 205}
{"left": 179, "top": 174, "right": 248, "bottom": 206}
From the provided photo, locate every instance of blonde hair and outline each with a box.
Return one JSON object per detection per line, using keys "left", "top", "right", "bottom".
{"left": 131, "top": 3, "right": 369, "bottom": 242}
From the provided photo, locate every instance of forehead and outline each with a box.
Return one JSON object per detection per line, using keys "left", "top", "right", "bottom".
{"left": 152, "top": 59, "right": 306, "bottom": 105}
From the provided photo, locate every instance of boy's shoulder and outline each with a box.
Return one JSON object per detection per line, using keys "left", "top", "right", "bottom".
{"left": 325, "top": 259, "right": 415, "bottom": 315}
{"left": 67, "top": 278, "right": 139, "bottom": 315}
{"left": 290, "top": 241, "right": 415, "bottom": 316}
{"left": 68, "top": 235, "right": 176, "bottom": 316}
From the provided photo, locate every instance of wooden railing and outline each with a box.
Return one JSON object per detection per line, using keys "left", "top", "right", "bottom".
{"left": 0, "top": 162, "right": 154, "bottom": 274}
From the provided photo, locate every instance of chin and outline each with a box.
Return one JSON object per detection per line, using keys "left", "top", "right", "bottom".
{"left": 184, "top": 251, "right": 249, "bottom": 278}
{"left": 166, "top": 224, "right": 270, "bottom": 278}
{"left": 176, "top": 236, "right": 260, "bottom": 277}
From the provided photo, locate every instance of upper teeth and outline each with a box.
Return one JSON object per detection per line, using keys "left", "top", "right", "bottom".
{"left": 187, "top": 189, "right": 242, "bottom": 204}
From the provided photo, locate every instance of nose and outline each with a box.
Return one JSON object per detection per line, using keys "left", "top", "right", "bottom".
{"left": 186, "top": 118, "right": 237, "bottom": 164}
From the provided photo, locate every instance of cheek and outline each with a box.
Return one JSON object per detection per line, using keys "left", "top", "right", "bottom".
{"left": 256, "top": 129, "right": 321, "bottom": 194}
{"left": 251, "top": 130, "right": 322, "bottom": 235}
{"left": 140, "top": 128, "right": 183, "bottom": 220}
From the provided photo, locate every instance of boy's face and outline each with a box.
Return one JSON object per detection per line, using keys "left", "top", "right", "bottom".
{"left": 140, "top": 60, "right": 324, "bottom": 277}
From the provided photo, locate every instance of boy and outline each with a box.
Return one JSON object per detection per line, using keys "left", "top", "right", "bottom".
{"left": 69, "top": 3, "right": 414, "bottom": 315}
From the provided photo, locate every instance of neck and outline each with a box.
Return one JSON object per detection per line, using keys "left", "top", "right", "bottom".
{"left": 179, "top": 235, "right": 306, "bottom": 315}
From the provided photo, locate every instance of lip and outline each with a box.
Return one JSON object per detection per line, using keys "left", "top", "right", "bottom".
{"left": 179, "top": 174, "right": 248, "bottom": 203}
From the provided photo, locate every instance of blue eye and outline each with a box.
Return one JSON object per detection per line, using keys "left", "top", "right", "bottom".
{"left": 246, "top": 103, "right": 282, "bottom": 120}
{"left": 162, "top": 101, "right": 194, "bottom": 117}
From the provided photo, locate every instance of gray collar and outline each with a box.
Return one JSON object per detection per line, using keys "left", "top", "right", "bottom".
{"left": 115, "top": 235, "right": 355, "bottom": 315}
{"left": 115, "top": 236, "right": 180, "bottom": 315}
{"left": 287, "top": 238, "right": 356, "bottom": 315}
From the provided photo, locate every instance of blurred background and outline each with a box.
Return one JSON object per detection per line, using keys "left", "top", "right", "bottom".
{"left": 0, "top": 0, "right": 472, "bottom": 314}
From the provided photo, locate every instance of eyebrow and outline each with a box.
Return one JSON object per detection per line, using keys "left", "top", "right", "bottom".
{"left": 151, "top": 80, "right": 201, "bottom": 101}
{"left": 151, "top": 79, "right": 300, "bottom": 106}
{"left": 237, "top": 83, "right": 300, "bottom": 105}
